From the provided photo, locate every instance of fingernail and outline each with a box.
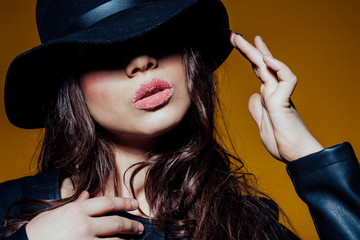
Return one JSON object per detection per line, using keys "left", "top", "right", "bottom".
{"left": 230, "top": 31, "right": 243, "bottom": 47}
{"left": 131, "top": 199, "right": 138, "bottom": 208}
{"left": 138, "top": 223, "right": 144, "bottom": 233}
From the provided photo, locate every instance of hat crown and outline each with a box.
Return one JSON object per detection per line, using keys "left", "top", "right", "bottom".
{"left": 37, "top": 0, "right": 104, "bottom": 42}
{"left": 6, "top": 0, "right": 232, "bottom": 129}
{"left": 36, "top": 0, "right": 171, "bottom": 43}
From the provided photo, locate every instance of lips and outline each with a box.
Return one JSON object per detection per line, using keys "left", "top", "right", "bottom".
{"left": 132, "top": 79, "right": 174, "bottom": 110}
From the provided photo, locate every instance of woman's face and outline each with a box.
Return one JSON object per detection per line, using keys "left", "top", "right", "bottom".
{"left": 79, "top": 45, "right": 191, "bottom": 141}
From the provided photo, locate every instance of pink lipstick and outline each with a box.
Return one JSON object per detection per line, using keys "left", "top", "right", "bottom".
{"left": 132, "top": 79, "right": 174, "bottom": 110}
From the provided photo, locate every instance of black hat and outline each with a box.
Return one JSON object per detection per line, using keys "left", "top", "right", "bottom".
{"left": 4, "top": 0, "right": 233, "bottom": 129}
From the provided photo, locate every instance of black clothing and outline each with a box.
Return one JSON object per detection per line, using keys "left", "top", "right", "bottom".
{"left": 287, "top": 142, "right": 360, "bottom": 239}
{"left": 0, "top": 142, "right": 359, "bottom": 239}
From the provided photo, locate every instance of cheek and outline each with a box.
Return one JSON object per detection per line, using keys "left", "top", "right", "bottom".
{"left": 161, "top": 54, "right": 189, "bottom": 96}
{"left": 172, "top": 56, "right": 191, "bottom": 109}
{"left": 164, "top": 54, "right": 185, "bottom": 78}
{"left": 80, "top": 72, "right": 111, "bottom": 101}
{"left": 79, "top": 73, "right": 116, "bottom": 131}
{"left": 78, "top": 72, "right": 123, "bottom": 128}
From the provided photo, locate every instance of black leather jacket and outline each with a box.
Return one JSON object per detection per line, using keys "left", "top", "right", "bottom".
{"left": 287, "top": 142, "right": 360, "bottom": 239}
{"left": 1, "top": 142, "right": 359, "bottom": 239}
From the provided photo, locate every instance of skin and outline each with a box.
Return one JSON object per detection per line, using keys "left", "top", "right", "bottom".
{"left": 26, "top": 51, "right": 191, "bottom": 239}
{"left": 78, "top": 51, "right": 191, "bottom": 217}
{"left": 26, "top": 34, "right": 324, "bottom": 239}
{"left": 79, "top": 52, "right": 190, "bottom": 139}
{"left": 26, "top": 192, "right": 144, "bottom": 240}
{"left": 230, "top": 32, "right": 324, "bottom": 162}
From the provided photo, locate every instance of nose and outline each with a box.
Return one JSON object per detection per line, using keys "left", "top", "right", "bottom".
{"left": 125, "top": 55, "right": 158, "bottom": 78}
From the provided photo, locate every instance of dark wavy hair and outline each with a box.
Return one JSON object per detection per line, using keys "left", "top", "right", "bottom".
{"left": 1, "top": 47, "right": 296, "bottom": 239}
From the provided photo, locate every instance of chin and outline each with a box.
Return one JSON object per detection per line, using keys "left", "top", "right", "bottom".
{"left": 97, "top": 100, "right": 191, "bottom": 141}
{"left": 138, "top": 114, "right": 184, "bottom": 137}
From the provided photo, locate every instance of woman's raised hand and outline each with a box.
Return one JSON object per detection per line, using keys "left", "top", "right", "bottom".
{"left": 230, "top": 32, "right": 323, "bottom": 162}
{"left": 26, "top": 191, "right": 144, "bottom": 240}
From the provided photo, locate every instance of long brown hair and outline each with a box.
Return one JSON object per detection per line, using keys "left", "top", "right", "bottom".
{"left": 1, "top": 47, "right": 295, "bottom": 239}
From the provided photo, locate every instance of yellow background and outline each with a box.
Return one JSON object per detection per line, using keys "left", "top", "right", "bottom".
{"left": 1, "top": 0, "right": 359, "bottom": 239}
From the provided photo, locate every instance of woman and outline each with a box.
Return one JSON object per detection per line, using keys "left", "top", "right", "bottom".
{"left": 1, "top": 0, "right": 359, "bottom": 239}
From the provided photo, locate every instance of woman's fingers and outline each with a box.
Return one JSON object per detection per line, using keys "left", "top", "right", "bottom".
{"left": 92, "top": 215, "right": 144, "bottom": 236}
{"left": 230, "top": 32, "right": 273, "bottom": 66}
{"left": 81, "top": 197, "right": 144, "bottom": 236}
{"left": 230, "top": 32, "right": 265, "bottom": 67}
{"left": 254, "top": 36, "right": 273, "bottom": 57}
{"left": 230, "top": 32, "right": 280, "bottom": 92}
{"left": 80, "top": 196, "right": 139, "bottom": 216}
{"left": 263, "top": 55, "right": 298, "bottom": 98}
{"left": 27, "top": 195, "right": 144, "bottom": 239}
{"left": 231, "top": 31, "right": 298, "bottom": 99}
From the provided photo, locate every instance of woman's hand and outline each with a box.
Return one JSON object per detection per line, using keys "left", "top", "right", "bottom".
{"left": 230, "top": 32, "right": 324, "bottom": 162}
{"left": 26, "top": 191, "right": 144, "bottom": 240}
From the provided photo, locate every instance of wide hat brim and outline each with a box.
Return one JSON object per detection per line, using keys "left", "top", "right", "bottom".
{"left": 5, "top": 0, "right": 233, "bottom": 129}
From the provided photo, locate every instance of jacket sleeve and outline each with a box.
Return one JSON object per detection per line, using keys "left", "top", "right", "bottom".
{"left": 0, "top": 177, "right": 29, "bottom": 240}
{"left": 0, "top": 170, "right": 59, "bottom": 240}
{"left": 287, "top": 142, "right": 360, "bottom": 239}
